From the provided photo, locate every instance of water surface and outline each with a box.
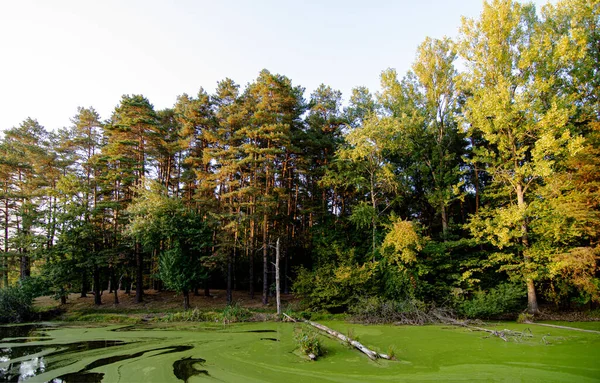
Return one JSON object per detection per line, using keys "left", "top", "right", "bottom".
{"left": 0, "top": 321, "right": 598, "bottom": 382}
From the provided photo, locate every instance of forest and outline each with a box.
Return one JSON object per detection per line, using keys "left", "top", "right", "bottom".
{"left": 0, "top": 0, "right": 598, "bottom": 319}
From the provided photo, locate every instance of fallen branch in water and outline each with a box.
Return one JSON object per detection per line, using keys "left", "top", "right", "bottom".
{"left": 433, "top": 313, "right": 533, "bottom": 342}
{"left": 524, "top": 322, "right": 600, "bottom": 334}
{"left": 283, "top": 313, "right": 392, "bottom": 360}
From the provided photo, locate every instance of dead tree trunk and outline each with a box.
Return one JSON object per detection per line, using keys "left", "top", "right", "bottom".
{"left": 284, "top": 314, "right": 391, "bottom": 360}
{"left": 275, "top": 238, "right": 281, "bottom": 315}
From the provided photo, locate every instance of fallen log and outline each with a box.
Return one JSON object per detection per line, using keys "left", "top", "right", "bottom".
{"left": 433, "top": 313, "right": 532, "bottom": 342}
{"left": 524, "top": 322, "right": 600, "bottom": 334}
{"left": 283, "top": 313, "right": 391, "bottom": 360}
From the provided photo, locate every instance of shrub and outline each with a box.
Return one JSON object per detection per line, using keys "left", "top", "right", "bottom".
{"left": 221, "top": 303, "right": 252, "bottom": 323}
{"left": 64, "top": 313, "right": 140, "bottom": 324}
{"left": 294, "top": 327, "right": 323, "bottom": 358}
{"left": 20, "top": 276, "right": 51, "bottom": 299}
{"left": 159, "top": 309, "right": 219, "bottom": 323}
{"left": 350, "top": 296, "right": 433, "bottom": 324}
{"left": 293, "top": 261, "right": 375, "bottom": 312}
{"left": 0, "top": 285, "right": 33, "bottom": 323}
{"left": 517, "top": 312, "right": 533, "bottom": 323}
{"left": 459, "top": 283, "right": 526, "bottom": 319}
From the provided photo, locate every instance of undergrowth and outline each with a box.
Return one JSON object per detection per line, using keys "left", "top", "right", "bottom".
{"left": 0, "top": 285, "right": 33, "bottom": 323}
{"left": 63, "top": 313, "right": 141, "bottom": 324}
{"left": 158, "top": 308, "right": 220, "bottom": 323}
{"left": 350, "top": 296, "right": 449, "bottom": 324}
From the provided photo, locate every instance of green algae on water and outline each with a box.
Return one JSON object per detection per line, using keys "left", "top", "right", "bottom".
{"left": 0, "top": 321, "right": 598, "bottom": 382}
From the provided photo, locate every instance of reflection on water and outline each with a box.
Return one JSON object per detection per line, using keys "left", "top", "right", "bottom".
{"left": 173, "top": 357, "right": 208, "bottom": 383}
{"left": 0, "top": 330, "right": 200, "bottom": 383}
{"left": 0, "top": 325, "right": 38, "bottom": 341}
{"left": 0, "top": 336, "right": 129, "bottom": 382}
{"left": 18, "top": 356, "right": 45, "bottom": 380}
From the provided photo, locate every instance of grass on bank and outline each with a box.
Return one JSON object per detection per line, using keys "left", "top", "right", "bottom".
{"left": 24, "top": 287, "right": 600, "bottom": 326}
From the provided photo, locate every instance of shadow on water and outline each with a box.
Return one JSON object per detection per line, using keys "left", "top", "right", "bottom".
{"left": 0, "top": 340, "right": 127, "bottom": 382}
{"left": 1, "top": 337, "right": 50, "bottom": 344}
{"left": 1, "top": 340, "right": 128, "bottom": 360}
{"left": 173, "top": 357, "right": 209, "bottom": 383}
{"left": 43, "top": 345, "right": 196, "bottom": 383}
{"left": 1, "top": 323, "right": 201, "bottom": 383}
{"left": 0, "top": 325, "right": 44, "bottom": 341}
{"left": 53, "top": 372, "right": 105, "bottom": 383}
{"left": 83, "top": 344, "right": 194, "bottom": 371}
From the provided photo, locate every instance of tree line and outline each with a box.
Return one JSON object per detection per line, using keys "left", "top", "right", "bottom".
{"left": 0, "top": 0, "right": 598, "bottom": 313}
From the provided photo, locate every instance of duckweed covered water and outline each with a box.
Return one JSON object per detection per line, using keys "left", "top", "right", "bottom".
{"left": 0, "top": 321, "right": 598, "bottom": 382}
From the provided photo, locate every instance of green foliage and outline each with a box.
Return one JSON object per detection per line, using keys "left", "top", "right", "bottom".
{"left": 378, "top": 266, "right": 418, "bottom": 302}
{"left": 159, "top": 309, "right": 219, "bottom": 323}
{"left": 19, "top": 276, "right": 51, "bottom": 299}
{"left": 221, "top": 303, "right": 253, "bottom": 323}
{"left": 0, "top": 285, "right": 34, "bottom": 323}
{"left": 63, "top": 313, "right": 141, "bottom": 324}
{"left": 293, "top": 260, "right": 375, "bottom": 312}
{"left": 517, "top": 313, "right": 534, "bottom": 323}
{"left": 157, "top": 246, "right": 199, "bottom": 296}
{"left": 0, "top": 0, "right": 599, "bottom": 317}
{"left": 294, "top": 326, "right": 323, "bottom": 357}
{"left": 127, "top": 182, "right": 210, "bottom": 306}
{"left": 459, "top": 283, "right": 526, "bottom": 319}
{"left": 381, "top": 218, "right": 427, "bottom": 264}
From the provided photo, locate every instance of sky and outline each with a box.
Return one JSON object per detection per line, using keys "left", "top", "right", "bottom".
{"left": 0, "top": 0, "right": 552, "bottom": 132}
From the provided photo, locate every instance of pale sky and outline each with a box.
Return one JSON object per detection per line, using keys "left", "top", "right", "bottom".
{"left": 0, "top": 0, "right": 551, "bottom": 132}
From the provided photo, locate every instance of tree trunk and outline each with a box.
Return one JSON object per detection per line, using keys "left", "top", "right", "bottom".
{"left": 474, "top": 167, "right": 480, "bottom": 214}
{"left": 276, "top": 238, "right": 281, "bottom": 315}
{"left": 233, "top": 249, "right": 237, "bottom": 291}
{"left": 204, "top": 277, "right": 210, "bottom": 297}
{"left": 284, "top": 314, "right": 391, "bottom": 360}
{"left": 80, "top": 269, "right": 88, "bottom": 298}
{"left": 249, "top": 218, "right": 254, "bottom": 299}
{"left": 2, "top": 255, "right": 8, "bottom": 289}
{"left": 135, "top": 243, "right": 143, "bottom": 303}
{"left": 517, "top": 184, "right": 539, "bottom": 314}
{"left": 111, "top": 267, "right": 119, "bottom": 305}
{"left": 227, "top": 251, "right": 233, "bottom": 305}
{"left": 93, "top": 265, "right": 102, "bottom": 305}
{"left": 262, "top": 214, "right": 268, "bottom": 305}
{"left": 183, "top": 289, "right": 190, "bottom": 310}
{"left": 20, "top": 251, "right": 30, "bottom": 280}
{"left": 283, "top": 246, "right": 289, "bottom": 294}
{"left": 3, "top": 201, "right": 9, "bottom": 288}
{"left": 441, "top": 202, "right": 448, "bottom": 237}
{"left": 370, "top": 174, "right": 377, "bottom": 261}
{"left": 60, "top": 294, "right": 67, "bottom": 305}
{"left": 526, "top": 278, "right": 538, "bottom": 314}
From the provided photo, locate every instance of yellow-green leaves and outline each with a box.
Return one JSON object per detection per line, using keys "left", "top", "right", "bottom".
{"left": 381, "top": 218, "right": 427, "bottom": 265}
{"left": 468, "top": 205, "right": 526, "bottom": 249}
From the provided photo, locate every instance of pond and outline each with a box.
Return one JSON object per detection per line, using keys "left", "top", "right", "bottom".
{"left": 1, "top": 321, "right": 599, "bottom": 382}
